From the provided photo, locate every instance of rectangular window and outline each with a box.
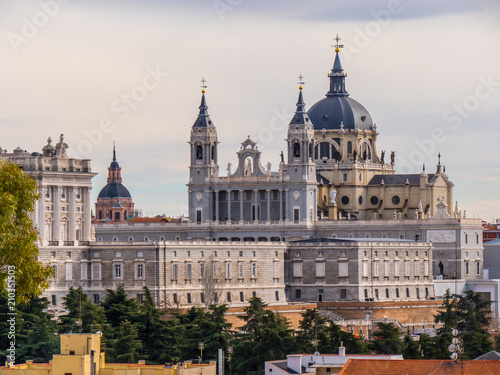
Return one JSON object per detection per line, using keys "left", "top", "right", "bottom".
{"left": 252, "top": 291, "right": 256, "bottom": 297}
{"left": 200, "top": 262, "right": 205, "bottom": 278}
{"left": 406, "top": 288, "right": 410, "bottom": 298}
{"left": 340, "top": 289, "right": 347, "bottom": 299}
{"left": 172, "top": 263, "right": 179, "bottom": 280}
{"left": 115, "top": 251, "right": 121, "bottom": 258}
{"left": 316, "top": 262, "right": 325, "bottom": 277}
{"left": 477, "top": 261, "right": 480, "bottom": 275}
{"left": 295, "top": 289, "right": 301, "bottom": 299}
{"left": 173, "top": 293, "right": 178, "bottom": 304}
{"left": 196, "top": 210, "right": 201, "bottom": 223}
{"left": 52, "top": 265, "right": 58, "bottom": 280}
{"left": 93, "top": 252, "right": 99, "bottom": 258}
{"left": 67, "top": 251, "right": 71, "bottom": 258}
{"left": 317, "top": 289, "right": 324, "bottom": 302}
{"left": 136, "top": 251, "right": 143, "bottom": 258}
{"left": 137, "top": 264, "right": 144, "bottom": 279}
{"left": 92, "top": 264, "right": 100, "bottom": 279}
{"left": 425, "top": 288, "right": 429, "bottom": 297}
{"left": 93, "top": 294, "right": 100, "bottom": 304}
{"left": 364, "top": 289, "right": 368, "bottom": 299}
{"left": 81, "top": 263, "right": 87, "bottom": 280}
{"left": 362, "top": 261, "right": 368, "bottom": 277}
{"left": 375, "top": 289, "right": 379, "bottom": 300}
{"left": 200, "top": 250, "right": 204, "bottom": 257}
{"left": 416, "top": 288, "right": 420, "bottom": 299}
{"left": 137, "top": 294, "right": 144, "bottom": 303}
{"left": 187, "top": 293, "right": 192, "bottom": 304}
{"left": 226, "top": 251, "right": 231, "bottom": 257}
{"left": 465, "top": 261, "right": 469, "bottom": 275}
{"left": 396, "top": 288, "right": 400, "bottom": 298}
{"left": 52, "top": 295, "right": 57, "bottom": 305}
{"left": 240, "top": 291, "right": 244, "bottom": 302}
{"left": 213, "top": 251, "right": 218, "bottom": 257}
{"left": 200, "top": 293, "right": 205, "bottom": 303}
{"left": 239, "top": 250, "right": 243, "bottom": 257}
{"left": 65, "top": 263, "right": 72, "bottom": 280}
{"left": 238, "top": 262, "right": 244, "bottom": 278}
{"left": 213, "top": 262, "right": 219, "bottom": 278}
{"left": 293, "top": 208, "right": 300, "bottom": 222}
{"left": 385, "top": 288, "right": 389, "bottom": 298}
{"left": 225, "top": 262, "right": 231, "bottom": 278}
{"left": 343, "top": 172, "right": 348, "bottom": 182}
{"left": 227, "top": 292, "right": 231, "bottom": 303}
{"left": 187, "top": 250, "right": 191, "bottom": 258}
{"left": 114, "top": 264, "right": 122, "bottom": 279}
{"left": 251, "top": 263, "right": 257, "bottom": 278}
{"left": 186, "top": 263, "right": 192, "bottom": 279}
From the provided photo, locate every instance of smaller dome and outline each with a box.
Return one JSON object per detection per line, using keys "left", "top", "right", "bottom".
{"left": 97, "top": 182, "right": 131, "bottom": 199}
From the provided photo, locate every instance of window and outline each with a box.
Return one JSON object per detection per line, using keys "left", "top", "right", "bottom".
{"left": 114, "top": 264, "right": 122, "bottom": 279}
{"left": 295, "top": 289, "right": 301, "bottom": 299}
{"left": 395, "top": 261, "right": 400, "bottom": 276}
{"left": 185, "top": 263, "right": 192, "bottom": 279}
{"left": 425, "top": 288, "right": 429, "bottom": 297}
{"left": 213, "top": 251, "right": 218, "bottom": 257}
{"left": 340, "top": 289, "right": 347, "bottom": 299}
{"left": 239, "top": 250, "right": 243, "bottom": 257}
{"left": 396, "top": 288, "right": 400, "bottom": 298}
{"left": 416, "top": 288, "right": 420, "bottom": 299}
{"left": 172, "top": 263, "right": 179, "bottom": 280}
{"left": 293, "top": 262, "right": 303, "bottom": 277}
{"left": 465, "top": 234, "right": 468, "bottom": 244}
{"left": 93, "top": 252, "right": 99, "bottom": 258}
{"left": 92, "top": 264, "right": 100, "bottom": 279}
{"left": 293, "top": 208, "right": 299, "bottom": 222}
{"left": 225, "top": 262, "right": 231, "bottom": 278}
{"left": 81, "top": 263, "right": 88, "bottom": 280}
{"left": 385, "top": 288, "right": 389, "bottom": 298}
{"left": 395, "top": 251, "right": 399, "bottom": 257}
{"left": 415, "top": 251, "right": 419, "bottom": 257}
{"left": 339, "top": 262, "right": 348, "bottom": 277}
{"left": 52, "top": 265, "right": 58, "bottom": 279}
{"left": 137, "top": 264, "right": 144, "bottom": 279}
{"left": 238, "top": 262, "right": 244, "bottom": 278}
{"left": 251, "top": 263, "right": 257, "bottom": 278}
{"left": 406, "top": 288, "right": 410, "bottom": 298}
{"left": 136, "top": 294, "right": 144, "bottom": 303}
{"left": 173, "top": 251, "right": 177, "bottom": 257}
{"left": 128, "top": 236, "right": 134, "bottom": 242}
{"left": 227, "top": 292, "right": 232, "bottom": 303}
{"left": 343, "top": 172, "right": 348, "bottom": 182}
{"left": 200, "top": 293, "right": 205, "bottom": 303}
{"left": 200, "top": 250, "right": 204, "bottom": 257}
{"left": 115, "top": 251, "right": 121, "bottom": 258}
{"left": 405, "top": 251, "right": 409, "bottom": 257}
{"left": 137, "top": 251, "right": 143, "bottom": 258}
{"left": 187, "top": 293, "right": 192, "bottom": 304}
{"left": 196, "top": 210, "right": 201, "bottom": 223}
{"left": 252, "top": 251, "right": 256, "bottom": 257}
{"left": 374, "top": 251, "right": 378, "bottom": 257}
{"left": 316, "top": 262, "right": 325, "bottom": 277}
{"left": 317, "top": 289, "right": 324, "bottom": 302}
{"left": 93, "top": 294, "right": 100, "bottom": 304}
{"left": 51, "top": 251, "right": 56, "bottom": 258}
{"left": 187, "top": 250, "right": 191, "bottom": 257}
{"left": 375, "top": 289, "right": 379, "bottom": 300}
{"left": 226, "top": 251, "right": 231, "bottom": 257}
{"left": 65, "top": 263, "right": 72, "bottom": 280}
{"left": 364, "top": 289, "right": 368, "bottom": 299}
{"left": 52, "top": 295, "right": 57, "bottom": 305}
{"left": 465, "top": 261, "right": 469, "bottom": 275}
{"left": 477, "top": 261, "right": 480, "bottom": 275}
{"left": 173, "top": 293, "right": 178, "bottom": 304}
{"left": 384, "top": 251, "right": 388, "bottom": 256}
{"left": 362, "top": 261, "right": 368, "bottom": 277}
{"left": 200, "top": 262, "right": 205, "bottom": 278}
{"left": 213, "top": 262, "right": 219, "bottom": 277}
{"left": 67, "top": 251, "right": 71, "bottom": 258}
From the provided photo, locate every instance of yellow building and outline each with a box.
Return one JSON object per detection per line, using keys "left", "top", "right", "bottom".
{"left": 1, "top": 334, "right": 215, "bottom": 375}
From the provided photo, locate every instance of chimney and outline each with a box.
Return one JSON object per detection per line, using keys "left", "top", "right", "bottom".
{"left": 339, "top": 342, "right": 346, "bottom": 357}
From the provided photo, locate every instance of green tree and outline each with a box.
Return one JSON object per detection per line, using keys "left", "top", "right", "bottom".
{"left": 107, "top": 320, "right": 143, "bottom": 363}
{"left": 456, "top": 290, "right": 493, "bottom": 359}
{"left": 102, "top": 284, "right": 139, "bottom": 327}
{"left": 232, "top": 297, "right": 295, "bottom": 375}
{"left": 0, "top": 161, "right": 53, "bottom": 302}
{"left": 402, "top": 335, "right": 421, "bottom": 359}
{"left": 369, "top": 322, "right": 403, "bottom": 354}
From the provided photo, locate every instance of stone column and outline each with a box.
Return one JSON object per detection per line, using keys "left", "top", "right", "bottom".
{"left": 284, "top": 189, "right": 289, "bottom": 222}
{"left": 215, "top": 190, "right": 219, "bottom": 222}
{"left": 254, "top": 189, "right": 258, "bottom": 222}
{"left": 53, "top": 186, "right": 61, "bottom": 242}
{"left": 239, "top": 190, "right": 244, "bottom": 222}
{"left": 38, "top": 188, "right": 45, "bottom": 245}
{"left": 279, "top": 189, "right": 284, "bottom": 222}
{"left": 227, "top": 190, "right": 232, "bottom": 222}
{"left": 83, "top": 187, "right": 92, "bottom": 241}
{"left": 68, "top": 187, "right": 76, "bottom": 241}
{"left": 266, "top": 189, "right": 271, "bottom": 223}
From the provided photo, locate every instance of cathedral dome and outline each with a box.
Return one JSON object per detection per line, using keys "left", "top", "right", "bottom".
{"left": 97, "top": 182, "right": 131, "bottom": 199}
{"left": 308, "top": 96, "right": 373, "bottom": 130}
{"left": 308, "top": 45, "right": 373, "bottom": 131}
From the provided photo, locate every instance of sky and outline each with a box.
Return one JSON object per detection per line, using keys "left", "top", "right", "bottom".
{"left": 1, "top": 0, "right": 499, "bottom": 220}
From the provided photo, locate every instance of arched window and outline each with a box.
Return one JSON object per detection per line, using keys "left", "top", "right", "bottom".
{"left": 314, "top": 145, "right": 319, "bottom": 160}
{"left": 196, "top": 144, "right": 203, "bottom": 160}
{"left": 211, "top": 144, "right": 216, "bottom": 160}
{"left": 320, "top": 142, "right": 330, "bottom": 159}
{"left": 293, "top": 142, "right": 301, "bottom": 158}
{"left": 309, "top": 142, "right": 313, "bottom": 159}
{"left": 347, "top": 141, "right": 352, "bottom": 155}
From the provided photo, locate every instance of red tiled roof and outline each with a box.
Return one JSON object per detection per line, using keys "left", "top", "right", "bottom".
{"left": 338, "top": 359, "right": 500, "bottom": 375}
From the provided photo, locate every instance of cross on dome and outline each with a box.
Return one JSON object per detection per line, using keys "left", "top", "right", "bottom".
{"left": 332, "top": 34, "right": 344, "bottom": 52}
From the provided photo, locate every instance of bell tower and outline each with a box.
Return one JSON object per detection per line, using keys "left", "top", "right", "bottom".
{"left": 285, "top": 78, "right": 317, "bottom": 223}
{"left": 188, "top": 80, "right": 219, "bottom": 223}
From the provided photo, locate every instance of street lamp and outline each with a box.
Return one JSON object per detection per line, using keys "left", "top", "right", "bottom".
{"left": 198, "top": 342, "right": 204, "bottom": 375}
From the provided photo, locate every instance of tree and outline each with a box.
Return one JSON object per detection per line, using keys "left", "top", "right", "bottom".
{"left": 107, "top": 320, "right": 143, "bottom": 363}
{"left": 402, "top": 334, "right": 421, "bottom": 359}
{"left": 0, "top": 161, "right": 53, "bottom": 302}
{"left": 200, "top": 256, "right": 223, "bottom": 311}
{"left": 102, "top": 284, "right": 139, "bottom": 327}
{"left": 369, "top": 322, "right": 403, "bottom": 354}
{"left": 232, "top": 297, "right": 295, "bottom": 375}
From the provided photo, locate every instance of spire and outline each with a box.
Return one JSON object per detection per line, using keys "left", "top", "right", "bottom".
{"left": 112, "top": 141, "right": 116, "bottom": 162}
{"left": 327, "top": 34, "right": 348, "bottom": 97}
{"left": 107, "top": 143, "right": 122, "bottom": 183}
{"left": 192, "top": 78, "right": 215, "bottom": 128}
{"left": 109, "top": 142, "right": 120, "bottom": 170}
{"left": 436, "top": 152, "right": 443, "bottom": 174}
{"left": 290, "top": 74, "right": 311, "bottom": 125}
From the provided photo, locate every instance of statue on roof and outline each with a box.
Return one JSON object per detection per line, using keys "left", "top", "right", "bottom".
{"left": 380, "top": 150, "right": 385, "bottom": 164}
{"left": 42, "top": 137, "right": 55, "bottom": 157}
{"left": 55, "top": 134, "right": 69, "bottom": 158}
{"left": 390, "top": 151, "right": 395, "bottom": 165}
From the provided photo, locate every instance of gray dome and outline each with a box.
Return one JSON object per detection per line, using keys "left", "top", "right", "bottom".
{"left": 308, "top": 96, "right": 373, "bottom": 130}
{"left": 97, "top": 182, "right": 131, "bottom": 199}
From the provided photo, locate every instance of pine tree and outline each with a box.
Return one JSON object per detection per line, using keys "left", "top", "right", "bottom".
{"left": 107, "top": 320, "right": 143, "bottom": 363}
{"left": 369, "top": 322, "right": 403, "bottom": 354}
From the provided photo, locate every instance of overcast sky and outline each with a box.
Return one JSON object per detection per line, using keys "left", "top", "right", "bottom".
{"left": 1, "top": 0, "right": 499, "bottom": 220}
